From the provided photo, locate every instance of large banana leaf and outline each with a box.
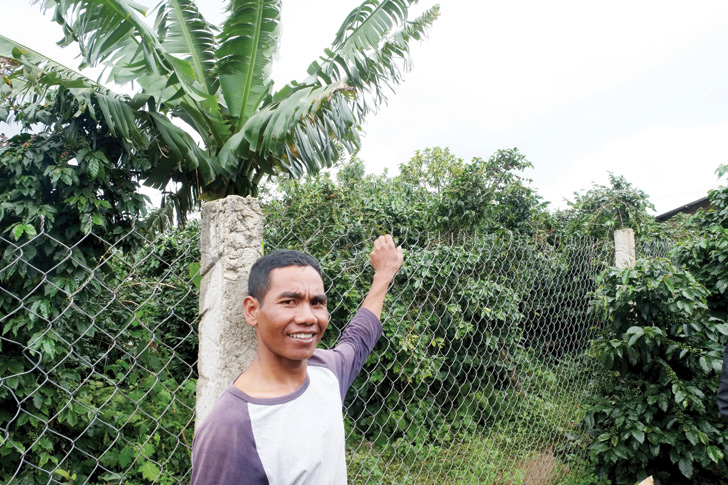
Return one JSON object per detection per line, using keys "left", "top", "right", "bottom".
{"left": 161, "top": 53, "right": 231, "bottom": 148}
{"left": 305, "top": 2, "right": 438, "bottom": 92}
{"left": 216, "top": 0, "right": 280, "bottom": 128}
{"left": 215, "top": 83, "right": 358, "bottom": 189}
{"left": 0, "top": 36, "right": 156, "bottom": 148}
{"left": 0, "top": 35, "right": 215, "bottom": 195}
{"left": 210, "top": 0, "right": 439, "bottom": 197}
{"left": 35, "top": 1, "right": 209, "bottom": 111}
{"left": 6, "top": 0, "right": 439, "bottom": 223}
{"left": 155, "top": 0, "right": 219, "bottom": 96}
{"left": 331, "top": 0, "right": 413, "bottom": 52}
{"left": 298, "top": 1, "right": 438, "bottom": 123}
{"left": 340, "top": 5, "right": 440, "bottom": 113}
{"left": 39, "top": 0, "right": 163, "bottom": 74}
{"left": 144, "top": 111, "right": 216, "bottom": 185}
{"left": 0, "top": 35, "right": 122, "bottom": 133}
{"left": 0, "top": 36, "right": 102, "bottom": 97}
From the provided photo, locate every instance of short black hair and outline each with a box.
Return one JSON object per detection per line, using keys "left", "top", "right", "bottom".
{"left": 248, "top": 250, "right": 322, "bottom": 303}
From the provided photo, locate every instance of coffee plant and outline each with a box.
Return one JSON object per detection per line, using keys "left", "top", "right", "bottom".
{"left": 584, "top": 258, "right": 728, "bottom": 484}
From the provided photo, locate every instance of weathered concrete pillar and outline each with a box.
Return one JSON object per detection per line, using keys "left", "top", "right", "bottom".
{"left": 614, "top": 228, "right": 636, "bottom": 270}
{"left": 196, "top": 196, "right": 263, "bottom": 428}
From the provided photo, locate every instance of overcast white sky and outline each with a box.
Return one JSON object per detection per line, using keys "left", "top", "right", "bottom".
{"left": 4, "top": 0, "right": 728, "bottom": 214}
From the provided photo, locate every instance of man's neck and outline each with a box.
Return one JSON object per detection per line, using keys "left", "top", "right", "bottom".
{"left": 234, "top": 354, "right": 308, "bottom": 398}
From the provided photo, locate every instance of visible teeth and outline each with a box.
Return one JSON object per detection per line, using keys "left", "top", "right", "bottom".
{"left": 289, "top": 333, "right": 314, "bottom": 339}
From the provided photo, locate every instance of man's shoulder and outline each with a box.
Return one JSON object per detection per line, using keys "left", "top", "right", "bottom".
{"left": 199, "top": 386, "right": 251, "bottom": 428}
{"left": 191, "top": 387, "right": 267, "bottom": 484}
{"left": 308, "top": 348, "right": 339, "bottom": 371}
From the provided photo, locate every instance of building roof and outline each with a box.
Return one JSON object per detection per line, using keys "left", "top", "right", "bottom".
{"left": 655, "top": 196, "right": 711, "bottom": 222}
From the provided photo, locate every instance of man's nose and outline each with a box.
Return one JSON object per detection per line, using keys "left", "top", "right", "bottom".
{"left": 294, "top": 304, "right": 318, "bottom": 324}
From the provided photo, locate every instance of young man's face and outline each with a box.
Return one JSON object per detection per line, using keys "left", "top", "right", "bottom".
{"left": 245, "top": 265, "right": 329, "bottom": 365}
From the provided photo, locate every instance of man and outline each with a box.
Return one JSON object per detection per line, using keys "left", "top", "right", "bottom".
{"left": 190, "top": 235, "right": 403, "bottom": 484}
{"left": 719, "top": 341, "right": 728, "bottom": 420}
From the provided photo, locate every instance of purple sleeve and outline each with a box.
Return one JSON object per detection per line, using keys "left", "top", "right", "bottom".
{"left": 310, "top": 307, "right": 382, "bottom": 401}
{"left": 191, "top": 389, "right": 268, "bottom": 485}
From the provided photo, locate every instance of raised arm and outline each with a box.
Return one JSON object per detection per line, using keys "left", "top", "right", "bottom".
{"left": 361, "top": 235, "right": 404, "bottom": 319}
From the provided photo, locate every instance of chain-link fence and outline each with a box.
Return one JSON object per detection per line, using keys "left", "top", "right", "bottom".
{"left": 266, "top": 223, "right": 614, "bottom": 484}
{"left": 637, "top": 237, "right": 674, "bottom": 261}
{"left": 1, "top": 222, "right": 200, "bottom": 484}
{"left": 4, "top": 215, "right": 668, "bottom": 483}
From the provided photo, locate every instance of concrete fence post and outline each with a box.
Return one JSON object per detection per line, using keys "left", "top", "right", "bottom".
{"left": 614, "top": 228, "right": 636, "bottom": 270}
{"left": 196, "top": 196, "right": 263, "bottom": 429}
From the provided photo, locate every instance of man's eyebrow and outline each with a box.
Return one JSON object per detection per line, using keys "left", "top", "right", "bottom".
{"left": 312, "top": 294, "right": 328, "bottom": 305}
{"left": 276, "top": 291, "right": 327, "bottom": 303}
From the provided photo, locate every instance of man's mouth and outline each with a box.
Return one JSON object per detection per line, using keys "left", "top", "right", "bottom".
{"left": 288, "top": 333, "right": 316, "bottom": 340}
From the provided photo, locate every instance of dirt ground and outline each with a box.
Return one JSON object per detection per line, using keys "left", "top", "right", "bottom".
{"left": 521, "top": 450, "right": 560, "bottom": 485}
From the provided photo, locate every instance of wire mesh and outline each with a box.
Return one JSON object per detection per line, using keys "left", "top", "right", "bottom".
{"left": 0, "top": 222, "right": 200, "bottom": 484}
{"left": 265, "top": 223, "right": 615, "bottom": 484}
{"left": 2, "top": 214, "right": 626, "bottom": 484}
{"left": 637, "top": 238, "right": 675, "bottom": 261}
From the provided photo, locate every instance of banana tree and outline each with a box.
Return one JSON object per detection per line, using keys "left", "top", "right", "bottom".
{"left": 0, "top": 0, "right": 439, "bottom": 221}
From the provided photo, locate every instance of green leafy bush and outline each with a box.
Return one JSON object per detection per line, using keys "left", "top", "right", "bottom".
{"left": 558, "top": 173, "right": 692, "bottom": 243}
{"left": 584, "top": 259, "right": 728, "bottom": 484}
{"left": 0, "top": 94, "right": 199, "bottom": 483}
{"left": 676, "top": 165, "right": 728, "bottom": 322}
{"left": 0, "top": 224, "right": 200, "bottom": 484}
{"left": 263, "top": 152, "right": 611, "bottom": 482}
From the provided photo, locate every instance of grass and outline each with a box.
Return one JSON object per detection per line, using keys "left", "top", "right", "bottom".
{"left": 345, "top": 421, "right": 604, "bottom": 485}
{"left": 345, "top": 352, "right": 605, "bottom": 484}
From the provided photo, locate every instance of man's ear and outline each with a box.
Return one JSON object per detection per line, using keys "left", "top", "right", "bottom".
{"left": 243, "top": 295, "right": 260, "bottom": 328}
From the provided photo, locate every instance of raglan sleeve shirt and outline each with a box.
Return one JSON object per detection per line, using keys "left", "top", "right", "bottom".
{"left": 190, "top": 307, "right": 382, "bottom": 485}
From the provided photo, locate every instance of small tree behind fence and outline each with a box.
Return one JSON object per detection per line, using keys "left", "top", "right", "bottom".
{"left": 6, "top": 214, "right": 675, "bottom": 483}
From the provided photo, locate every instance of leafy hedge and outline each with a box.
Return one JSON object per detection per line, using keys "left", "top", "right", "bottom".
{"left": 0, "top": 94, "right": 199, "bottom": 483}
{"left": 585, "top": 259, "right": 728, "bottom": 484}
{"left": 262, "top": 154, "right": 611, "bottom": 481}
{"left": 583, "top": 169, "right": 728, "bottom": 484}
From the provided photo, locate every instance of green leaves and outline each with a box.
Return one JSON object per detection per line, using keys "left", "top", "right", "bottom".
{"left": 306, "top": 1, "right": 439, "bottom": 117}
{"left": 706, "top": 445, "right": 724, "bottom": 463}
{"left": 584, "top": 258, "right": 728, "bottom": 482}
{"left": 678, "top": 457, "right": 693, "bottom": 479}
{"left": 262, "top": 152, "right": 612, "bottom": 474}
{"left": 157, "top": 0, "right": 219, "bottom": 95}
{"left": 41, "top": 0, "right": 161, "bottom": 75}
{"left": 0, "top": 218, "right": 200, "bottom": 483}
{"left": 139, "top": 461, "right": 161, "bottom": 481}
{"left": 189, "top": 261, "right": 201, "bottom": 289}
{"left": 0, "top": 105, "right": 153, "bottom": 484}
{"left": 6, "top": 0, "right": 438, "bottom": 224}
{"left": 0, "top": 36, "right": 107, "bottom": 129}
{"left": 562, "top": 173, "right": 673, "bottom": 241}
{"left": 8, "top": 223, "right": 37, "bottom": 240}
{"left": 630, "top": 428, "right": 645, "bottom": 444}
{"left": 216, "top": 0, "right": 280, "bottom": 126}
{"left": 625, "top": 326, "right": 644, "bottom": 346}
{"left": 117, "top": 446, "right": 136, "bottom": 468}
{"left": 239, "top": 83, "right": 358, "bottom": 178}
{"left": 331, "top": 0, "right": 411, "bottom": 52}
{"left": 95, "top": 92, "right": 145, "bottom": 145}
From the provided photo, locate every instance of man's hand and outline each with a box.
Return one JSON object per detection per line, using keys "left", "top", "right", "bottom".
{"left": 362, "top": 234, "right": 403, "bottom": 319}
{"left": 370, "top": 234, "right": 404, "bottom": 283}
